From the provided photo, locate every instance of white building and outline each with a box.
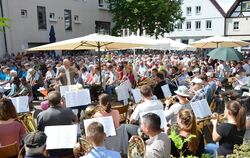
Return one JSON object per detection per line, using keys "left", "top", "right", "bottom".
{"left": 165, "top": 0, "right": 228, "bottom": 44}
{"left": 225, "top": 0, "right": 250, "bottom": 42}
{"left": 0, "top": 0, "right": 113, "bottom": 57}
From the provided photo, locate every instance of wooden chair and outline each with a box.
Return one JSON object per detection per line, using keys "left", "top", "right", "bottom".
{"left": 112, "top": 104, "right": 129, "bottom": 123}
{"left": 0, "top": 142, "right": 19, "bottom": 158}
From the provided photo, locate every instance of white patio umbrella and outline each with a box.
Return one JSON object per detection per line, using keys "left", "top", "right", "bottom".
{"left": 27, "top": 33, "right": 153, "bottom": 85}
{"left": 155, "top": 38, "right": 195, "bottom": 51}
{"left": 190, "top": 36, "right": 250, "bottom": 48}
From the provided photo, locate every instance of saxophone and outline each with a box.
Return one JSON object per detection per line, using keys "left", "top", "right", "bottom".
{"left": 17, "top": 113, "right": 37, "bottom": 133}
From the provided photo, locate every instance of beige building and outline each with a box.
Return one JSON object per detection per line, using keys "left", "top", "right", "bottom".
{"left": 0, "top": 0, "right": 113, "bottom": 57}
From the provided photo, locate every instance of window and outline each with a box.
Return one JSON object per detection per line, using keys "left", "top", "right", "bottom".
{"left": 98, "top": 0, "right": 110, "bottom": 9}
{"left": 49, "top": 13, "right": 55, "bottom": 19}
{"left": 64, "top": 9, "right": 72, "bottom": 31}
{"left": 186, "top": 7, "right": 192, "bottom": 16}
{"left": 21, "top": 9, "right": 27, "bottom": 17}
{"left": 176, "top": 22, "right": 182, "bottom": 30}
{"left": 233, "top": 21, "right": 239, "bottom": 30}
{"left": 74, "top": 15, "right": 79, "bottom": 21}
{"left": 37, "top": 6, "right": 47, "bottom": 30}
{"left": 206, "top": 20, "right": 212, "bottom": 29}
{"left": 195, "top": 21, "right": 201, "bottom": 30}
{"left": 196, "top": 6, "right": 201, "bottom": 15}
{"left": 186, "top": 21, "right": 191, "bottom": 30}
{"left": 95, "top": 21, "right": 111, "bottom": 35}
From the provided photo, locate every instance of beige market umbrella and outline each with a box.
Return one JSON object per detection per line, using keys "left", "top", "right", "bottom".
{"left": 27, "top": 33, "right": 153, "bottom": 85}
{"left": 155, "top": 38, "right": 196, "bottom": 51}
{"left": 190, "top": 36, "right": 250, "bottom": 48}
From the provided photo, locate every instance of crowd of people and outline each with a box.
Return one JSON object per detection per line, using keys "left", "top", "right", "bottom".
{"left": 0, "top": 50, "right": 250, "bottom": 158}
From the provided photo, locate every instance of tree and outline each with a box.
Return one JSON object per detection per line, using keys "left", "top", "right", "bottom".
{"left": 109, "top": 0, "right": 184, "bottom": 38}
{"left": 0, "top": 17, "right": 9, "bottom": 32}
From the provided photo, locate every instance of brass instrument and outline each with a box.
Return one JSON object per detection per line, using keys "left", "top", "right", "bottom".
{"left": 73, "top": 137, "right": 93, "bottom": 158}
{"left": 17, "top": 113, "right": 37, "bottom": 133}
{"left": 170, "top": 73, "right": 183, "bottom": 82}
{"left": 138, "top": 77, "right": 156, "bottom": 88}
{"left": 85, "top": 105, "right": 106, "bottom": 119}
{"left": 128, "top": 135, "right": 146, "bottom": 158}
{"left": 164, "top": 95, "right": 178, "bottom": 108}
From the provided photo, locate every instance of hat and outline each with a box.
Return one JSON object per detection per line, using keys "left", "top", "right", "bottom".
{"left": 206, "top": 72, "right": 214, "bottom": 78}
{"left": 28, "top": 68, "right": 35, "bottom": 73}
{"left": 24, "top": 63, "right": 30, "bottom": 67}
{"left": 191, "top": 77, "right": 203, "bottom": 84}
{"left": 24, "top": 132, "right": 47, "bottom": 148}
{"left": 174, "top": 86, "right": 193, "bottom": 97}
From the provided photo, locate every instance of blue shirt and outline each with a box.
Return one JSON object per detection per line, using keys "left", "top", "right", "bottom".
{"left": 82, "top": 147, "right": 120, "bottom": 158}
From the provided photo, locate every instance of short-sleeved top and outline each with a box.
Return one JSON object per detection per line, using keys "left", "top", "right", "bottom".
{"left": 82, "top": 146, "right": 120, "bottom": 158}
{"left": 217, "top": 123, "right": 245, "bottom": 156}
{"left": 0, "top": 120, "right": 26, "bottom": 146}
{"left": 171, "top": 131, "right": 204, "bottom": 158}
{"left": 37, "top": 106, "right": 77, "bottom": 131}
{"left": 131, "top": 100, "right": 164, "bottom": 121}
{"left": 93, "top": 109, "right": 120, "bottom": 129}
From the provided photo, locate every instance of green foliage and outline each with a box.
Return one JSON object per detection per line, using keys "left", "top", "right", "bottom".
{"left": 224, "top": 140, "right": 250, "bottom": 158}
{"left": 109, "top": 0, "right": 184, "bottom": 38}
{"left": 0, "top": 17, "right": 9, "bottom": 32}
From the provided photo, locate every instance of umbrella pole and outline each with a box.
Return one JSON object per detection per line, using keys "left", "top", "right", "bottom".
{"left": 98, "top": 42, "right": 102, "bottom": 87}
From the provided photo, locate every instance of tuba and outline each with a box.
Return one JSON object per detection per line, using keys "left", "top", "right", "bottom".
{"left": 17, "top": 113, "right": 37, "bottom": 133}
{"left": 73, "top": 137, "right": 93, "bottom": 158}
{"left": 128, "top": 135, "right": 146, "bottom": 158}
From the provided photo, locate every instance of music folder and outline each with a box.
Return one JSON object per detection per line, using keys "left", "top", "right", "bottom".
{"left": 44, "top": 124, "right": 78, "bottom": 149}
{"left": 190, "top": 99, "right": 212, "bottom": 119}
{"left": 11, "top": 96, "right": 29, "bottom": 113}
{"left": 83, "top": 116, "right": 116, "bottom": 137}
{"left": 161, "top": 84, "right": 172, "bottom": 97}
{"left": 139, "top": 109, "right": 167, "bottom": 129}
{"left": 64, "top": 89, "right": 91, "bottom": 108}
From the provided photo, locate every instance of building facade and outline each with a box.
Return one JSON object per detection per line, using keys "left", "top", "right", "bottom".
{"left": 0, "top": 0, "right": 113, "bottom": 57}
{"left": 225, "top": 0, "right": 250, "bottom": 43}
{"left": 165, "top": 0, "right": 226, "bottom": 44}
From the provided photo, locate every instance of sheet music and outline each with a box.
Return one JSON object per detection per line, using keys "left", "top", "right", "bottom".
{"left": 44, "top": 125, "right": 77, "bottom": 149}
{"left": 115, "top": 84, "right": 130, "bottom": 101}
{"left": 11, "top": 96, "right": 29, "bottom": 113}
{"left": 65, "top": 89, "right": 91, "bottom": 107}
{"left": 161, "top": 84, "right": 172, "bottom": 97}
{"left": 60, "top": 85, "right": 78, "bottom": 96}
{"left": 190, "top": 99, "right": 212, "bottom": 119}
{"left": 140, "top": 110, "right": 167, "bottom": 128}
{"left": 83, "top": 116, "right": 116, "bottom": 137}
{"left": 131, "top": 88, "right": 142, "bottom": 104}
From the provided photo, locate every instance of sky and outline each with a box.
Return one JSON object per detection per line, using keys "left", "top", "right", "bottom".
{"left": 216, "top": 0, "right": 236, "bottom": 13}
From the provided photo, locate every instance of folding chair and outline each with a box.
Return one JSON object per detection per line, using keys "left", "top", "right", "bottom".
{"left": 112, "top": 104, "right": 129, "bottom": 123}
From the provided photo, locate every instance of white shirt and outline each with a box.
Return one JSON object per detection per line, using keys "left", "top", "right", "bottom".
{"left": 81, "top": 71, "right": 90, "bottom": 83}
{"left": 45, "top": 70, "right": 55, "bottom": 80}
{"left": 234, "top": 76, "right": 249, "bottom": 90}
{"left": 65, "top": 68, "right": 71, "bottom": 85}
{"left": 131, "top": 99, "right": 163, "bottom": 121}
{"left": 165, "top": 102, "right": 192, "bottom": 125}
{"left": 243, "top": 64, "right": 250, "bottom": 75}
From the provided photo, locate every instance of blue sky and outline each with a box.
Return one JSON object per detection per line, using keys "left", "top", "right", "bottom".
{"left": 216, "top": 0, "right": 236, "bottom": 12}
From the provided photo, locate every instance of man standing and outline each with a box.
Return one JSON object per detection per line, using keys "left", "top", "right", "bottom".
{"left": 137, "top": 113, "right": 171, "bottom": 158}
{"left": 56, "top": 59, "right": 78, "bottom": 85}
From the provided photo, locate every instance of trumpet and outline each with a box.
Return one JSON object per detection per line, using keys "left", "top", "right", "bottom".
{"left": 85, "top": 105, "right": 106, "bottom": 119}
{"left": 164, "top": 95, "right": 178, "bottom": 108}
{"left": 73, "top": 137, "right": 93, "bottom": 158}
{"left": 197, "top": 114, "right": 225, "bottom": 123}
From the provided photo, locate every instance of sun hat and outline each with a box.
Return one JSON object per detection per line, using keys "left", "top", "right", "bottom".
{"left": 174, "top": 86, "right": 193, "bottom": 97}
